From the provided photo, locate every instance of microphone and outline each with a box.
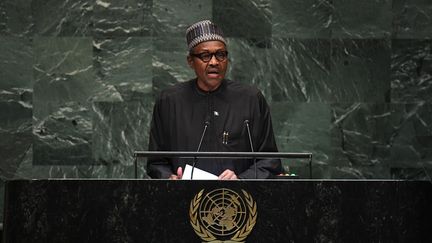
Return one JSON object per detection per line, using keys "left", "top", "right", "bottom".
{"left": 244, "top": 120, "right": 257, "bottom": 179}
{"left": 190, "top": 118, "right": 210, "bottom": 179}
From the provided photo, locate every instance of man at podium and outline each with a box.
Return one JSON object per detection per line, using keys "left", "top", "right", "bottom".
{"left": 147, "top": 20, "right": 282, "bottom": 180}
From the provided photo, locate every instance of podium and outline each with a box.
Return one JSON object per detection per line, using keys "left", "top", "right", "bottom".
{"left": 134, "top": 151, "right": 313, "bottom": 179}
{"left": 3, "top": 179, "right": 432, "bottom": 242}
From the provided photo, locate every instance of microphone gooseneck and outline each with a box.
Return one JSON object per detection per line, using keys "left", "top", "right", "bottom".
{"left": 190, "top": 119, "right": 210, "bottom": 179}
{"left": 244, "top": 120, "right": 257, "bottom": 179}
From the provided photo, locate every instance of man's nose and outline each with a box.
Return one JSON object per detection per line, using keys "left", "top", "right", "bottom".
{"left": 208, "top": 54, "right": 219, "bottom": 65}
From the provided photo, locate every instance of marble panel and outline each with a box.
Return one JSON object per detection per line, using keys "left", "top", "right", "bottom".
{"left": 266, "top": 38, "right": 332, "bottom": 102}
{"left": 32, "top": 37, "right": 97, "bottom": 120}
{"left": 226, "top": 38, "right": 275, "bottom": 100}
{"left": 388, "top": 103, "right": 432, "bottom": 168}
{"left": 0, "top": 37, "right": 33, "bottom": 90}
{"left": 0, "top": 95, "right": 32, "bottom": 179}
{"left": 0, "top": 90, "right": 32, "bottom": 177}
{"left": 330, "top": 39, "right": 391, "bottom": 102}
{"left": 16, "top": 148, "right": 145, "bottom": 179}
{"left": 93, "top": 37, "right": 153, "bottom": 102}
{"left": 332, "top": 0, "right": 392, "bottom": 38}
{"left": 152, "top": 0, "right": 212, "bottom": 37}
{"left": 393, "top": 0, "right": 432, "bottom": 38}
{"left": 32, "top": 37, "right": 98, "bottom": 165}
{"left": 272, "top": 0, "right": 332, "bottom": 38}
{"left": 0, "top": 1, "right": 5, "bottom": 33}
{"left": 330, "top": 102, "right": 432, "bottom": 179}
{"left": 271, "top": 102, "right": 332, "bottom": 177}
{"left": 0, "top": 181, "right": 3, "bottom": 222}
{"left": 93, "top": 0, "right": 152, "bottom": 37}
{"left": 92, "top": 99, "right": 153, "bottom": 174}
{"left": 152, "top": 37, "right": 194, "bottom": 95}
{"left": 330, "top": 103, "right": 393, "bottom": 178}
{"left": 33, "top": 102, "right": 93, "bottom": 165}
{"left": 391, "top": 39, "right": 432, "bottom": 103}
{"left": 213, "top": 0, "right": 271, "bottom": 38}
{"left": 31, "top": 0, "right": 93, "bottom": 36}
{"left": 0, "top": 0, "right": 32, "bottom": 37}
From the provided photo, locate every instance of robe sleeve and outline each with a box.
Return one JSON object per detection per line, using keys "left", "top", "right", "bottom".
{"left": 146, "top": 95, "right": 173, "bottom": 179}
{"left": 238, "top": 91, "right": 283, "bottom": 179}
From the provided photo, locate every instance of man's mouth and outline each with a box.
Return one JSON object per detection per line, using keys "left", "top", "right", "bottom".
{"left": 206, "top": 70, "right": 220, "bottom": 79}
{"left": 207, "top": 70, "right": 219, "bottom": 75}
{"left": 207, "top": 69, "right": 220, "bottom": 78}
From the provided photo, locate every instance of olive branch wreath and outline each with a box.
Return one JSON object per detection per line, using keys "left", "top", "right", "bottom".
{"left": 190, "top": 189, "right": 217, "bottom": 241}
{"left": 231, "top": 190, "right": 257, "bottom": 242}
{"left": 189, "top": 189, "right": 257, "bottom": 242}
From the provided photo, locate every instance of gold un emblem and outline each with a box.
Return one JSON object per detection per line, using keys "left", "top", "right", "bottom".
{"left": 189, "top": 188, "right": 257, "bottom": 243}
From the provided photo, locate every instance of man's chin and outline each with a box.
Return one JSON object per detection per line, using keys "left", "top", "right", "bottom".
{"left": 207, "top": 78, "right": 224, "bottom": 88}
{"left": 207, "top": 77, "right": 223, "bottom": 83}
{"left": 197, "top": 77, "right": 224, "bottom": 91}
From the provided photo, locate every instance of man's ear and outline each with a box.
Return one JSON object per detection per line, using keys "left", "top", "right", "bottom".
{"left": 187, "top": 55, "right": 193, "bottom": 68}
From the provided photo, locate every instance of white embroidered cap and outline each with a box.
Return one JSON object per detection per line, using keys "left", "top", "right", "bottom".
{"left": 186, "top": 20, "right": 226, "bottom": 51}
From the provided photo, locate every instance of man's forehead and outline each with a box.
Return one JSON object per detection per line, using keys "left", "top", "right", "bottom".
{"left": 193, "top": 40, "right": 227, "bottom": 52}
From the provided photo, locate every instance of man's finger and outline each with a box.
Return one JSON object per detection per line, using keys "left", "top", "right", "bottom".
{"left": 219, "top": 169, "right": 236, "bottom": 180}
{"left": 177, "top": 167, "right": 183, "bottom": 179}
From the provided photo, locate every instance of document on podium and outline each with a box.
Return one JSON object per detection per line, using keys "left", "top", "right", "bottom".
{"left": 182, "top": 164, "right": 218, "bottom": 180}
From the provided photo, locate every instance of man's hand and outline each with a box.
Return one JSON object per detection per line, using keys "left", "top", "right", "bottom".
{"left": 218, "top": 169, "right": 238, "bottom": 180}
{"left": 169, "top": 167, "right": 183, "bottom": 180}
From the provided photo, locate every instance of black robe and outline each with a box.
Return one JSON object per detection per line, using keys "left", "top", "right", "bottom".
{"left": 147, "top": 78, "right": 282, "bottom": 179}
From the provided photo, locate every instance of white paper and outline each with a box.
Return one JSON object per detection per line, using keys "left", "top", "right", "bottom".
{"left": 182, "top": 164, "right": 218, "bottom": 180}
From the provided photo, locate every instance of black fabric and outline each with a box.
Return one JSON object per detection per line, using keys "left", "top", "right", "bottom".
{"left": 147, "top": 79, "right": 283, "bottom": 179}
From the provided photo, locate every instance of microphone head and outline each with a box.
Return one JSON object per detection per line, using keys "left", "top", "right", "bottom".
{"left": 204, "top": 114, "right": 211, "bottom": 125}
{"left": 244, "top": 119, "right": 250, "bottom": 124}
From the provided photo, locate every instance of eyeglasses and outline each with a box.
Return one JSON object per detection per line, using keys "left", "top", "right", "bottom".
{"left": 190, "top": 51, "right": 228, "bottom": 62}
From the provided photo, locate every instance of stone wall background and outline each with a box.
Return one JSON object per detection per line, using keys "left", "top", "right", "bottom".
{"left": 1, "top": 0, "right": 432, "bottom": 219}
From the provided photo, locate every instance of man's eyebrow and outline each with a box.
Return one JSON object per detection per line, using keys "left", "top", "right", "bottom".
{"left": 198, "top": 48, "right": 226, "bottom": 52}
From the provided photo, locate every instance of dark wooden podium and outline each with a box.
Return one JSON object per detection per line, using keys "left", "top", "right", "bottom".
{"left": 3, "top": 179, "right": 432, "bottom": 242}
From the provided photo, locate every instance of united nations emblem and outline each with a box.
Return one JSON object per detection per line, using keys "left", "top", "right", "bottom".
{"left": 189, "top": 188, "right": 257, "bottom": 243}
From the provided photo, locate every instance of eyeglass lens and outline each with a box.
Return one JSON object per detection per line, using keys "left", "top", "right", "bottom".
{"left": 193, "top": 51, "right": 228, "bottom": 62}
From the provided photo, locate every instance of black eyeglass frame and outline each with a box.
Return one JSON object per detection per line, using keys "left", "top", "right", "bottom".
{"left": 190, "top": 51, "right": 229, "bottom": 63}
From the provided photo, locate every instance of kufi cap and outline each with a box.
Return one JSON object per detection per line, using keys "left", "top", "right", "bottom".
{"left": 186, "top": 20, "right": 226, "bottom": 51}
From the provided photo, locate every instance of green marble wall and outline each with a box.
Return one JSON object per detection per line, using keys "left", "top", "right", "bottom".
{"left": 1, "top": 0, "right": 432, "bottom": 217}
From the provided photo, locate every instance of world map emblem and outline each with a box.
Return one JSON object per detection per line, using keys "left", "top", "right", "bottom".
{"left": 189, "top": 188, "right": 257, "bottom": 242}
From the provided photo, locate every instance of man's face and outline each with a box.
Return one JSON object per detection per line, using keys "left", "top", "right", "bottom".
{"left": 187, "top": 40, "right": 228, "bottom": 92}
